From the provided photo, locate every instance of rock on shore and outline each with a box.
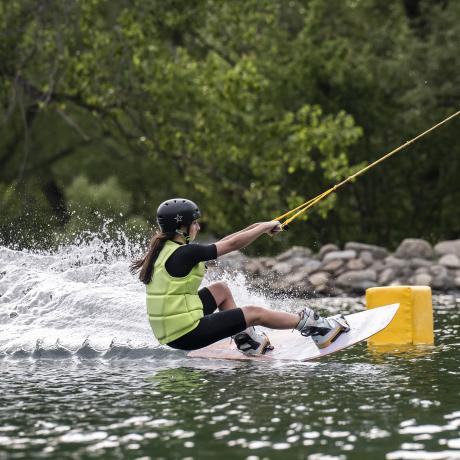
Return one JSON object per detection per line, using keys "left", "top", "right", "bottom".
{"left": 213, "top": 238, "right": 460, "bottom": 296}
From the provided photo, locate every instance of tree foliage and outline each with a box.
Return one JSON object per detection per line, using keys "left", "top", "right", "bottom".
{"left": 1, "top": 0, "right": 459, "bottom": 251}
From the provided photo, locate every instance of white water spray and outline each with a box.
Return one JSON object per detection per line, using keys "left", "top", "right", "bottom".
{"left": 0, "top": 235, "right": 271, "bottom": 358}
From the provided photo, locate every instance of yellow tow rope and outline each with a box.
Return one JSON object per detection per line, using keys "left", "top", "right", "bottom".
{"left": 274, "top": 110, "right": 460, "bottom": 229}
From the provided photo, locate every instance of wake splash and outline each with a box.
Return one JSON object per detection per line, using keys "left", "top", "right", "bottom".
{"left": 0, "top": 237, "right": 269, "bottom": 360}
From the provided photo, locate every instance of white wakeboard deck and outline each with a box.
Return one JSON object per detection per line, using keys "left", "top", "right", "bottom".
{"left": 188, "top": 303, "right": 399, "bottom": 362}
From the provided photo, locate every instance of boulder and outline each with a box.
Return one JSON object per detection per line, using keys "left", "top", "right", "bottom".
{"left": 343, "top": 280, "right": 377, "bottom": 293}
{"left": 336, "top": 269, "right": 377, "bottom": 289}
{"left": 346, "top": 259, "right": 367, "bottom": 271}
{"left": 318, "top": 243, "right": 339, "bottom": 260}
{"left": 323, "top": 250, "right": 357, "bottom": 262}
{"left": 427, "top": 265, "right": 453, "bottom": 289}
{"left": 302, "top": 260, "right": 322, "bottom": 274}
{"left": 245, "top": 259, "right": 266, "bottom": 276}
{"left": 309, "top": 271, "right": 330, "bottom": 287}
{"left": 263, "top": 258, "right": 277, "bottom": 269}
{"left": 395, "top": 238, "right": 434, "bottom": 259}
{"left": 272, "top": 261, "right": 293, "bottom": 275}
{"left": 288, "top": 256, "right": 313, "bottom": 270}
{"left": 283, "top": 269, "right": 310, "bottom": 285}
{"left": 328, "top": 286, "right": 346, "bottom": 297}
{"left": 434, "top": 240, "right": 460, "bottom": 258}
{"left": 384, "top": 256, "right": 407, "bottom": 268}
{"left": 431, "top": 274, "right": 454, "bottom": 290}
{"left": 218, "top": 251, "right": 249, "bottom": 271}
{"left": 345, "top": 242, "right": 388, "bottom": 259}
{"left": 275, "top": 246, "right": 312, "bottom": 262}
{"left": 257, "top": 257, "right": 275, "bottom": 269}
{"left": 429, "top": 265, "right": 449, "bottom": 277}
{"left": 312, "top": 284, "right": 331, "bottom": 295}
{"left": 359, "top": 251, "right": 374, "bottom": 266}
{"left": 390, "top": 279, "right": 404, "bottom": 286}
{"left": 439, "top": 254, "right": 460, "bottom": 269}
{"left": 409, "top": 273, "right": 433, "bottom": 286}
{"left": 379, "top": 267, "right": 397, "bottom": 285}
{"left": 291, "top": 264, "right": 321, "bottom": 279}
{"left": 320, "top": 259, "right": 345, "bottom": 273}
{"left": 401, "top": 267, "right": 413, "bottom": 277}
{"left": 370, "top": 260, "right": 385, "bottom": 273}
{"left": 410, "top": 258, "right": 433, "bottom": 269}
{"left": 415, "top": 267, "right": 430, "bottom": 275}
{"left": 270, "top": 277, "right": 292, "bottom": 293}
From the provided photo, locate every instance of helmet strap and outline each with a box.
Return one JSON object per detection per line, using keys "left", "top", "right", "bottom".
{"left": 175, "top": 229, "right": 190, "bottom": 244}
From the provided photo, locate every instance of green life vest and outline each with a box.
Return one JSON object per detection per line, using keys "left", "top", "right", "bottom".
{"left": 146, "top": 240, "right": 205, "bottom": 344}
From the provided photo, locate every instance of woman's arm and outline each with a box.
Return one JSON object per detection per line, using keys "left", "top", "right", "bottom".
{"left": 214, "top": 221, "right": 281, "bottom": 256}
{"left": 218, "top": 223, "right": 260, "bottom": 242}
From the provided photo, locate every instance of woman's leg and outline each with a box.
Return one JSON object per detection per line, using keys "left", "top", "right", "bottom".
{"left": 205, "top": 282, "right": 300, "bottom": 329}
{"left": 205, "top": 281, "right": 237, "bottom": 311}
{"left": 241, "top": 305, "right": 348, "bottom": 348}
{"left": 241, "top": 306, "right": 299, "bottom": 329}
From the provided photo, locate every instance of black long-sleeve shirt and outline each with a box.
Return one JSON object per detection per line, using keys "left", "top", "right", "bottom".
{"left": 165, "top": 241, "right": 217, "bottom": 277}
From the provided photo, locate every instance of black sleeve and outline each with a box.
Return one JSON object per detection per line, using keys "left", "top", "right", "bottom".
{"left": 165, "top": 243, "right": 217, "bottom": 278}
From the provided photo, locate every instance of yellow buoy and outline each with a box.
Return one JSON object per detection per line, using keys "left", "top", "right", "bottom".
{"left": 366, "top": 286, "right": 434, "bottom": 345}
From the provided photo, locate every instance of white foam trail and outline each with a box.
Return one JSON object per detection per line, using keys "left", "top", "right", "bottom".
{"left": 0, "top": 238, "right": 271, "bottom": 357}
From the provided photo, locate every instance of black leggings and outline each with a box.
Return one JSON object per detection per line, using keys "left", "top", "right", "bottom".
{"left": 167, "top": 287, "right": 247, "bottom": 351}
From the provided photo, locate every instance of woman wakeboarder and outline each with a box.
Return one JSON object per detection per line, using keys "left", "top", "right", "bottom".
{"left": 131, "top": 198, "right": 349, "bottom": 355}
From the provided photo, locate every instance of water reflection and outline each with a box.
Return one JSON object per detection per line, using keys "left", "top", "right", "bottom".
{"left": 148, "top": 368, "right": 210, "bottom": 394}
{"left": 368, "top": 344, "right": 436, "bottom": 358}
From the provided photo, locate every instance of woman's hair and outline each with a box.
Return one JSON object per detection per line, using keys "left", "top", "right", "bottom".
{"left": 130, "top": 231, "right": 174, "bottom": 284}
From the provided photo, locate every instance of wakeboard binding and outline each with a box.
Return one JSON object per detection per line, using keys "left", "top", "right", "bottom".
{"left": 296, "top": 308, "right": 351, "bottom": 349}
{"left": 234, "top": 327, "right": 273, "bottom": 356}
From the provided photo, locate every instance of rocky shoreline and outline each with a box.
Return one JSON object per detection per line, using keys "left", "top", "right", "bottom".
{"left": 213, "top": 239, "right": 460, "bottom": 296}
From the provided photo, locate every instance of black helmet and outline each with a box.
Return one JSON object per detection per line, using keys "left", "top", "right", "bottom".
{"left": 156, "top": 198, "right": 201, "bottom": 233}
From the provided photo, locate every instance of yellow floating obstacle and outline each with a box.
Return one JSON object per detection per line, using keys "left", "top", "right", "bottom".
{"left": 366, "top": 286, "right": 434, "bottom": 346}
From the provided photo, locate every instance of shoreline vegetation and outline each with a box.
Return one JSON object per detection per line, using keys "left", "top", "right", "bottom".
{"left": 213, "top": 238, "right": 460, "bottom": 296}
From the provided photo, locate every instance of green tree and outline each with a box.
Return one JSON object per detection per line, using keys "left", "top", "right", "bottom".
{"left": 1, "top": 0, "right": 458, "bottom": 252}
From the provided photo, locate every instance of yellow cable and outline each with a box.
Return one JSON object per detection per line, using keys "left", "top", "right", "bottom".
{"left": 274, "top": 188, "right": 333, "bottom": 226}
{"left": 273, "top": 196, "right": 318, "bottom": 222}
{"left": 274, "top": 110, "right": 460, "bottom": 228}
{"left": 282, "top": 188, "right": 335, "bottom": 226}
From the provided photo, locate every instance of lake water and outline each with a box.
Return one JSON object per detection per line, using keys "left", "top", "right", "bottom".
{"left": 0, "top": 241, "right": 459, "bottom": 460}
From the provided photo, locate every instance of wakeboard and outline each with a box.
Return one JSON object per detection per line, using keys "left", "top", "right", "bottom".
{"left": 188, "top": 303, "right": 399, "bottom": 362}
